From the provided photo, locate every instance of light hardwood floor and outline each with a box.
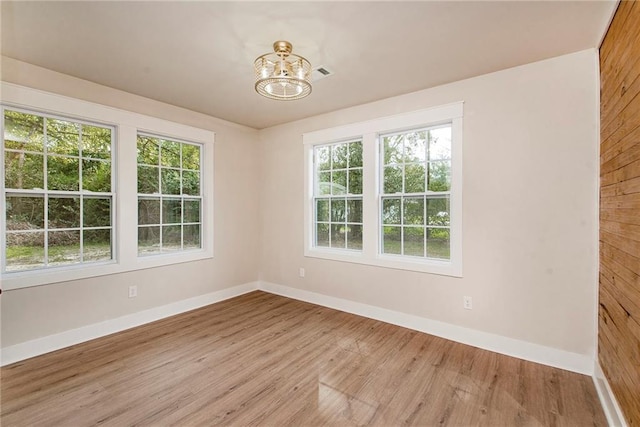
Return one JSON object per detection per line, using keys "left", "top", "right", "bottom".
{"left": 1, "top": 291, "right": 606, "bottom": 426}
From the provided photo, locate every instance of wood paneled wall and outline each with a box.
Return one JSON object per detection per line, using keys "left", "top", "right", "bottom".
{"left": 599, "top": 2, "right": 640, "bottom": 426}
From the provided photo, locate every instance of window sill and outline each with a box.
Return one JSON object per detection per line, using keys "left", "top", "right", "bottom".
{"left": 304, "top": 247, "right": 462, "bottom": 277}
{"left": 1, "top": 249, "right": 213, "bottom": 290}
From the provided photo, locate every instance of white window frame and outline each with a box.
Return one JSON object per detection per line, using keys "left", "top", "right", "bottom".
{"left": 0, "top": 83, "right": 214, "bottom": 290}
{"left": 136, "top": 132, "right": 204, "bottom": 256}
{"left": 2, "top": 106, "right": 116, "bottom": 273}
{"left": 312, "top": 139, "right": 364, "bottom": 251}
{"left": 303, "top": 102, "right": 463, "bottom": 277}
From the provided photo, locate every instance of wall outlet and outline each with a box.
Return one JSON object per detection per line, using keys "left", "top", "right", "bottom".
{"left": 299, "top": 268, "right": 305, "bottom": 278}
{"left": 463, "top": 296, "right": 472, "bottom": 310}
{"left": 129, "top": 285, "right": 138, "bottom": 298}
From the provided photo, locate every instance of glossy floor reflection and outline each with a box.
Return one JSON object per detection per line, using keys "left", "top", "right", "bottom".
{"left": 1, "top": 291, "right": 605, "bottom": 426}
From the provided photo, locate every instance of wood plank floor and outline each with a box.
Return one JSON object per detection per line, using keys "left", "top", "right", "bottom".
{"left": 1, "top": 291, "right": 606, "bottom": 426}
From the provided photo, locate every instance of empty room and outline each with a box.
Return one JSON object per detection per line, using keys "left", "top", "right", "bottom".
{"left": 1, "top": 1, "right": 638, "bottom": 426}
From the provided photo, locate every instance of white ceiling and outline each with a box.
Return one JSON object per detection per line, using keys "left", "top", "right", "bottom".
{"left": 1, "top": 1, "right": 616, "bottom": 129}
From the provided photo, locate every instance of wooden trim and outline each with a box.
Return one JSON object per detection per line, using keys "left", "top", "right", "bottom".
{"left": 599, "top": 2, "right": 640, "bottom": 425}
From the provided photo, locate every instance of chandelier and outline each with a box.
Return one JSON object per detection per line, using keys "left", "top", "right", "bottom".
{"left": 254, "top": 41, "right": 312, "bottom": 101}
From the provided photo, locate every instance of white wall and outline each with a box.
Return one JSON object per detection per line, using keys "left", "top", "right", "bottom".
{"left": 257, "top": 49, "right": 600, "bottom": 356}
{"left": 1, "top": 49, "right": 600, "bottom": 361}
{"left": 0, "top": 57, "right": 261, "bottom": 347}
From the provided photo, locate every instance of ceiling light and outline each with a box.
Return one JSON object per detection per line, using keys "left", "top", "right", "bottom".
{"left": 254, "top": 41, "right": 312, "bottom": 101}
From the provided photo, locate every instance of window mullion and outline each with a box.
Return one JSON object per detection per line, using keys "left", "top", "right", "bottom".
{"left": 361, "top": 132, "right": 377, "bottom": 258}
{"left": 43, "top": 118, "right": 50, "bottom": 267}
{"left": 117, "top": 125, "right": 138, "bottom": 265}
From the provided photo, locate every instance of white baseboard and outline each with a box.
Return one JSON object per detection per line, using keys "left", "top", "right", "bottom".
{"left": 593, "top": 360, "right": 628, "bottom": 427}
{"left": 0, "top": 282, "right": 258, "bottom": 366}
{"left": 2, "top": 280, "right": 595, "bottom": 377}
{"left": 258, "top": 281, "right": 594, "bottom": 375}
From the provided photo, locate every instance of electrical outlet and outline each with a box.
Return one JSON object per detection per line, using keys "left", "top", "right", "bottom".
{"left": 299, "top": 268, "right": 305, "bottom": 278}
{"left": 129, "top": 285, "right": 138, "bottom": 298}
{"left": 463, "top": 296, "right": 472, "bottom": 310}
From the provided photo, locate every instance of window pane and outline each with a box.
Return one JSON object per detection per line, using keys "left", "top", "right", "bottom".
{"left": 316, "top": 146, "right": 331, "bottom": 171}
{"left": 46, "top": 119, "right": 79, "bottom": 156}
{"left": 331, "top": 170, "right": 347, "bottom": 195}
{"left": 136, "top": 135, "right": 204, "bottom": 257}
{"left": 4, "top": 110, "right": 44, "bottom": 152}
{"left": 184, "top": 224, "right": 201, "bottom": 249}
{"left": 349, "top": 142, "right": 363, "bottom": 168}
{"left": 82, "top": 159, "right": 111, "bottom": 192}
{"left": 83, "top": 229, "right": 111, "bottom": 262}
{"left": 137, "top": 136, "right": 159, "bottom": 165}
{"left": 138, "top": 165, "right": 159, "bottom": 194}
{"left": 382, "top": 226, "right": 401, "bottom": 255}
{"left": 316, "top": 199, "right": 329, "bottom": 222}
{"left": 428, "top": 127, "right": 451, "bottom": 161}
{"left": 3, "top": 110, "right": 116, "bottom": 273}
{"left": 6, "top": 195, "right": 44, "bottom": 229}
{"left": 48, "top": 230, "right": 80, "bottom": 266}
{"left": 427, "top": 197, "right": 450, "bottom": 226}
{"left": 316, "top": 223, "right": 330, "bottom": 247}
{"left": 162, "top": 198, "right": 182, "bottom": 224}
{"left": 347, "top": 199, "right": 362, "bottom": 223}
{"left": 404, "top": 132, "right": 426, "bottom": 163}
{"left": 182, "top": 143, "right": 200, "bottom": 170}
{"left": 405, "top": 164, "right": 425, "bottom": 193}
{"left": 330, "top": 224, "right": 345, "bottom": 248}
{"left": 427, "top": 228, "right": 450, "bottom": 260}
{"left": 5, "top": 231, "right": 45, "bottom": 271}
{"left": 346, "top": 224, "right": 362, "bottom": 250}
{"left": 160, "top": 140, "right": 181, "bottom": 168}
{"left": 182, "top": 170, "right": 200, "bottom": 196}
{"left": 48, "top": 197, "right": 80, "bottom": 228}
{"left": 331, "top": 199, "right": 345, "bottom": 222}
{"left": 184, "top": 199, "right": 201, "bottom": 223}
{"left": 4, "top": 152, "right": 44, "bottom": 189}
{"left": 382, "top": 198, "right": 401, "bottom": 225}
{"left": 162, "top": 225, "right": 181, "bottom": 251}
{"left": 82, "top": 125, "right": 111, "bottom": 159}
{"left": 138, "top": 197, "right": 160, "bottom": 225}
{"left": 383, "top": 134, "right": 403, "bottom": 165}
{"left": 428, "top": 161, "right": 451, "bottom": 192}
{"left": 331, "top": 144, "right": 347, "bottom": 169}
{"left": 403, "top": 227, "right": 424, "bottom": 257}
{"left": 138, "top": 226, "right": 160, "bottom": 255}
{"left": 383, "top": 166, "right": 402, "bottom": 194}
{"left": 348, "top": 169, "right": 362, "bottom": 194}
{"left": 83, "top": 197, "right": 111, "bottom": 227}
{"left": 403, "top": 197, "right": 424, "bottom": 225}
{"left": 47, "top": 156, "right": 79, "bottom": 191}
{"left": 318, "top": 171, "right": 331, "bottom": 196}
{"left": 161, "top": 168, "right": 181, "bottom": 195}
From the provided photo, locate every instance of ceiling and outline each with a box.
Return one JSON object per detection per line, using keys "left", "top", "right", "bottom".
{"left": 1, "top": 1, "right": 617, "bottom": 130}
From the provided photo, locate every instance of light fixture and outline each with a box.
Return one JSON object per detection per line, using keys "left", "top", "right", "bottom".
{"left": 254, "top": 40, "right": 312, "bottom": 101}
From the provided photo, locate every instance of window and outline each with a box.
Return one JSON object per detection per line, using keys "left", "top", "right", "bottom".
{"left": 304, "top": 102, "right": 462, "bottom": 276}
{"left": 1, "top": 83, "right": 214, "bottom": 290}
{"left": 380, "top": 125, "right": 451, "bottom": 259}
{"left": 2, "top": 108, "right": 114, "bottom": 273}
{"left": 313, "top": 140, "right": 363, "bottom": 250}
{"left": 137, "top": 134, "right": 202, "bottom": 255}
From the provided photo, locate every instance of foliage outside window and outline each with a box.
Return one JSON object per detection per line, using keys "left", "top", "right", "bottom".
{"left": 2, "top": 108, "right": 113, "bottom": 272}
{"left": 137, "top": 134, "right": 202, "bottom": 255}
{"left": 381, "top": 125, "right": 452, "bottom": 260}
{"left": 314, "top": 140, "right": 363, "bottom": 250}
